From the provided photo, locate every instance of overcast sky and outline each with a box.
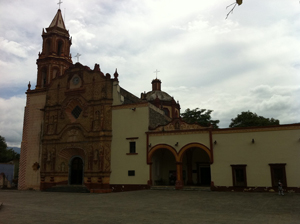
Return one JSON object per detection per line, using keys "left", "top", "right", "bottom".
{"left": 0, "top": 0, "right": 299, "bottom": 147}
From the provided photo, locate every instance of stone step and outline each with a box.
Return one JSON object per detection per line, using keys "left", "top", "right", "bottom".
{"left": 151, "top": 186, "right": 211, "bottom": 191}
{"left": 45, "top": 185, "right": 90, "bottom": 193}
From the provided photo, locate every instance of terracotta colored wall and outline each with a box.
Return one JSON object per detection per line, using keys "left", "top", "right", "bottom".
{"left": 18, "top": 92, "right": 46, "bottom": 190}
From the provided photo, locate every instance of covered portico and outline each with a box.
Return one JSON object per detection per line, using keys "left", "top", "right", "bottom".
{"left": 146, "top": 119, "right": 214, "bottom": 190}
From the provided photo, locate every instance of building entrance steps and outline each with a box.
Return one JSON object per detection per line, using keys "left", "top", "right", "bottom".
{"left": 151, "top": 186, "right": 211, "bottom": 191}
{"left": 45, "top": 185, "right": 90, "bottom": 193}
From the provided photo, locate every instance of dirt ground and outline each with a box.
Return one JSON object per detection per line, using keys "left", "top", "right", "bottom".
{"left": 0, "top": 189, "right": 299, "bottom": 224}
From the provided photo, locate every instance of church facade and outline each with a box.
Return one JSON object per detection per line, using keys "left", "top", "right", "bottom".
{"left": 19, "top": 9, "right": 300, "bottom": 193}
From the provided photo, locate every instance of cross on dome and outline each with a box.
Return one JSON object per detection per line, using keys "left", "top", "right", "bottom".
{"left": 154, "top": 69, "right": 160, "bottom": 79}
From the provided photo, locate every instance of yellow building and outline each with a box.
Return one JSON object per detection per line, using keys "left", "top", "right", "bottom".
{"left": 19, "top": 9, "right": 300, "bottom": 193}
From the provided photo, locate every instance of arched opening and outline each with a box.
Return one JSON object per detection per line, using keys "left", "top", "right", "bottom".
{"left": 181, "top": 147, "right": 211, "bottom": 186}
{"left": 41, "top": 67, "right": 47, "bottom": 87}
{"left": 52, "top": 67, "right": 59, "bottom": 79}
{"left": 151, "top": 148, "right": 177, "bottom": 186}
{"left": 45, "top": 39, "right": 51, "bottom": 56}
{"left": 57, "top": 40, "right": 63, "bottom": 56}
{"left": 69, "top": 157, "right": 83, "bottom": 185}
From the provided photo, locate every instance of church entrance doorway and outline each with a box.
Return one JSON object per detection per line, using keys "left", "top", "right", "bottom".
{"left": 70, "top": 157, "right": 83, "bottom": 185}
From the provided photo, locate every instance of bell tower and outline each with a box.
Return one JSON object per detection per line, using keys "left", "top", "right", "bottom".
{"left": 36, "top": 9, "right": 73, "bottom": 89}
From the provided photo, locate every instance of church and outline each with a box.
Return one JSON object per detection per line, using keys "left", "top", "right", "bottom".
{"left": 18, "top": 9, "right": 300, "bottom": 193}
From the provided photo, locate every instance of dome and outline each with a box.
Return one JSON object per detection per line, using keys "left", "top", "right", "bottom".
{"left": 145, "top": 90, "right": 173, "bottom": 101}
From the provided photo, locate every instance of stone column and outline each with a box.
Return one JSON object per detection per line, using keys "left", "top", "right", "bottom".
{"left": 175, "top": 162, "right": 183, "bottom": 190}
{"left": 186, "top": 150, "right": 194, "bottom": 185}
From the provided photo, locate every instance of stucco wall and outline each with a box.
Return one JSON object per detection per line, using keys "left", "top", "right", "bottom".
{"left": 110, "top": 104, "right": 149, "bottom": 184}
{"left": 149, "top": 132, "right": 210, "bottom": 154}
{"left": 19, "top": 92, "right": 46, "bottom": 190}
{"left": 211, "top": 127, "right": 300, "bottom": 188}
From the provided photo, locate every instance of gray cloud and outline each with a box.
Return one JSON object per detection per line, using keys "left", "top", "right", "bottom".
{"left": 0, "top": 0, "right": 299, "bottom": 146}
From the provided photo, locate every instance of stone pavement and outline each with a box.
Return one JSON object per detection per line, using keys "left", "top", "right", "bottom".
{"left": 0, "top": 190, "right": 299, "bottom": 224}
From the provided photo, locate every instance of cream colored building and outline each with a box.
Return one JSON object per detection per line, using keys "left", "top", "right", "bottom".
{"left": 18, "top": 9, "right": 300, "bottom": 193}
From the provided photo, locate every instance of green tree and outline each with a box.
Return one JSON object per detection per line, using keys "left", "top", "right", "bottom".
{"left": 229, "top": 111, "right": 279, "bottom": 128}
{"left": 0, "top": 135, "right": 20, "bottom": 163}
{"left": 181, "top": 108, "right": 220, "bottom": 128}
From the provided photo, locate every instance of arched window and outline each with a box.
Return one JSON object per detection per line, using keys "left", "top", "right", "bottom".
{"left": 52, "top": 68, "right": 58, "bottom": 79}
{"left": 41, "top": 67, "right": 47, "bottom": 87}
{"left": 57, "top": 40, "right": 63, "bottom": 56}
{"left": 163, "top": 108, "right": 170, "bottom": 117}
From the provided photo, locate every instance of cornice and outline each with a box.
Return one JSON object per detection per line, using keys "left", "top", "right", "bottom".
{"left": 212, "top": 123, "right": 300, "bottom": 134}
{"left": 112, "top": 102, "right": 149, "bottom": 110}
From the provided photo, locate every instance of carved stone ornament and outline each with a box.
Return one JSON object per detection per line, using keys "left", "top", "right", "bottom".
{"left": 32, "top": 162, "right": 40, "bottom": 171}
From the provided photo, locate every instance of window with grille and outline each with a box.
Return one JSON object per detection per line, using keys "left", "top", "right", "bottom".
{"left": 269, "top": 163, "right": 286, "bottom": 187}
{"left": 71, "top": 106, "right": 82, "bottom": 119}
{"left": 231, "top": 165, "right": 247, "bottom": 187}
{"left": 128, "top": 170, "right": 135, "bottom": 176}
{"left": 129, "top": 142, "right": 136, "bottom": 153}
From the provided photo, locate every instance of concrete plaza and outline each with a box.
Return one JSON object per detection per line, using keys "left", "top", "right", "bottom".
{"left": 0, "top": 189, "right": 299, "bottom": 224}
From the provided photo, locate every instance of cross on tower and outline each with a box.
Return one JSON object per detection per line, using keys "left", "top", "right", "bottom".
{"left": 57, "top": 0, "right": 63, "bottom": 9}
{"left": 154, "top": 69, "right": 160, "bottom": 79}
{"left": 75, "top": 53, "right": 81, "bottom": 62}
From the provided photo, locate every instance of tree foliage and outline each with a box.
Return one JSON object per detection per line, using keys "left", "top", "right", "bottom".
{"left": 229, "top": 111, "right": 280, "bottom": 128}
{"left": 181, "top": 108, "right": 220, "bottom": 128}
{"left": 0, "top": 135, "right": 20, "bottom": 163}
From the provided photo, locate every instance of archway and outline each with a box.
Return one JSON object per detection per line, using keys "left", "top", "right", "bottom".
{"left": 69, "top": 157, "right": 83, "bottom": 185}
{"left": 179, "top": 143, "right": 211, "bottom": 186}
{"left": 150, "top": 147, "right": 177, "bottom": 186}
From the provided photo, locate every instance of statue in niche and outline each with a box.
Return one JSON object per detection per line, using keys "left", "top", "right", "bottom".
{"left": 68, "top": 128, "right": 78, "bottom": 142}
{"left": 100, "top": 105, "right": 105, "bottom": 130}
{"left": 87, "top": 146, "right": 93, "bottom": 170}
{"left": 61, "top": 162, "right": 65, "bottom": 172}
{"left": 45, "top": 113, "right": 49, "bottom": 124}
{"left": 50, "top": 148, "right": 56, "bottom": 171}
{"left": 42, "top": 149, "right": 48, "bottom": 171}
{"left": 98, "top": 150, "right": 103, "bottom": 171}
{"left": 93, "top": 110, "right": 100, "bottom": 131}
{"left": 94, "top": 149, "right": 98, "bottom": 163}
{"left": 100, "top": 111, "right": 104, "bottom": 130}
{"left": 47, "top": 150, "right": 51, "bottom": 162}
{"left": 103, "top": 145, "right": 110, "bottom": 171}
{"left": 60, "top": 108, "right": 65, "bottom": 119}
{"left": 175, "top": 121, "right": 180, "bottom": 130}
{"left": 101, "top": 85, "right": 107, "bottom": 98}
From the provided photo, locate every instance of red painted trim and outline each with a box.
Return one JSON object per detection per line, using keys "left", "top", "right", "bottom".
{"left": 126, "top": 137, "right": 139, "bottom": 140}
{"left": 177, "top": 142, "right": 211, "bottom": 162}
{"left": 148, "top": 144, "right": 178, "bottom": 163}
{"left": 212, "top": 123, "right": 300, "bottom": 132}
{"left": 209, "top": 129, "right": 214, "bottom": 164}
{"left": 269, "top": 163, "right": 287, "bottom": 187}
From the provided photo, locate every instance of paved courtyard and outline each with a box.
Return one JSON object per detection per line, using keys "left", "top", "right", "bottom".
{"left": 0, "top": 189, "right": 299, "bottom": 224}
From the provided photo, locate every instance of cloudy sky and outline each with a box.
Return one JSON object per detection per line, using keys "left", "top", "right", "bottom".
{"left": 0, "top": 0, "right": 299, "bottom": 147}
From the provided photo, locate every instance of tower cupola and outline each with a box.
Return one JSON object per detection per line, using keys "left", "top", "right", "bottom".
{"left": 36, "top": 9, "right": 73, "bottom": 89}
{"left": 151, "top": 78, "right": 161, "bottom": 91}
